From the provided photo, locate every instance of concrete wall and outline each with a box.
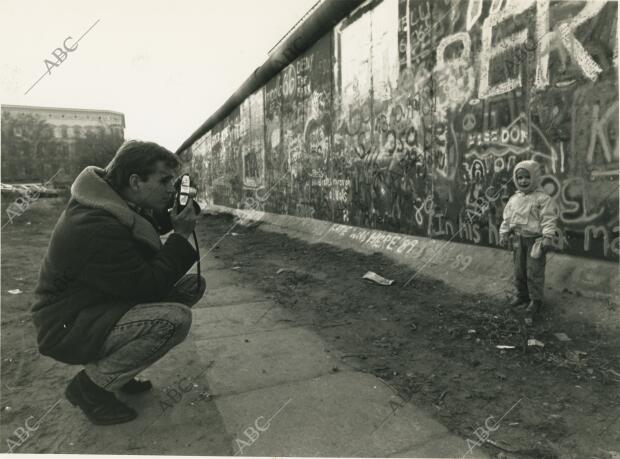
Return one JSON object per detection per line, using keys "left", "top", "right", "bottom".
{"left": 181, "top": 0, "right": 619, "bottom": 264}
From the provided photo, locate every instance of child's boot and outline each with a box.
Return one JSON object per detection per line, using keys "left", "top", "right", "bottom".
{"left": 508, "top": 296, "right": 529, "bottom": 309}
{"left": 524, "top": 300, "right": 542, "bottom": 325}
{"left": 525, "top": 300, "right": 542, "bottom": 314}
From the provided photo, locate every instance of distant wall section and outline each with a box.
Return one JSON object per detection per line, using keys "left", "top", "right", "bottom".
{"left": 181, "top": 0, "right": 619, "bottom": 261}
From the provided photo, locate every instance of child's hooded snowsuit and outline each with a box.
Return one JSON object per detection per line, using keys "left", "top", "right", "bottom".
{"left": 499, "top": 160, "right": 557, "bottom": 238}
{"left": 500, "top": 160, "right": 558, "bottom": 303}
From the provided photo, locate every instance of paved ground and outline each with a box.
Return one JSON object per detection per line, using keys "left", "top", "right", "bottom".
{"left": 171, "top": 254, "right": 490, "bottom": 458}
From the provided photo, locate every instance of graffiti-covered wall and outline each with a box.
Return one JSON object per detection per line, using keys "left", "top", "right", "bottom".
{"left": 182, "top": 0, "right": 619, "bottom": 261}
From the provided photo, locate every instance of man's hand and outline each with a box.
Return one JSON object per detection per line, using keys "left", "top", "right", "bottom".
{"left": 542, "top": 236, "right": 554, "bottom": 251}
{"left": 499, "top": 234, "right": 509, "bottom": 248}
{"left": 170, "top": 198, "right": 197, "bottom": 239}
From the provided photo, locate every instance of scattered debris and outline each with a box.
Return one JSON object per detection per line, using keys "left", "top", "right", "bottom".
{"left": 605, "top": 369, "right": 620, "bottom": 381}
{"left": 231, "top": 232, "right": 240, "bottom": 236}
{"left": 566, "top": 350, "right": 588, "bottom": 363}
{"left": 467, "top": 329, "right": 476, "bottom": 334}
{"left": 7, "top": 289, "right": 22, "bottom": 294}
{"left": 483, "top": 438, "right": 519, "bottom": 453}
{"left": 231, "top": 266, "right": 241, "bottom": 270}
{"left": 196, "top": 391, "right": 212, "bottom": 402}
{"left": 554, "top": 333, "right": 571, "bottom": 342}
{"left": 342, "top": 353, "right": 370, "bottom": 360}
{"left": 528, "top": 339, "right": 545, "bottom": 348}
{"left": 362, "top": 271, "right": 394, "bottom": 286}
{"left": 496, "top": 345, "right": 516, "bottom": 350}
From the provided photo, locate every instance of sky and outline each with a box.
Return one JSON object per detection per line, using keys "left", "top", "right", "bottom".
{"left": 0, "top": 0, "right": 320, "bottom": 152}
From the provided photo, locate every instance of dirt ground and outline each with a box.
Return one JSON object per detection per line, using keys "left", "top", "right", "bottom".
{"left": 194, "top": 214, "right": 620, "bottom": 459}
{"left": 1, "top": 197, "right": 619, "bottom": 458}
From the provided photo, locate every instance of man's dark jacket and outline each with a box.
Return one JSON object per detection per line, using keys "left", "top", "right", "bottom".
{"left": 31, "top": 166, "right": 199, "bottom": 365}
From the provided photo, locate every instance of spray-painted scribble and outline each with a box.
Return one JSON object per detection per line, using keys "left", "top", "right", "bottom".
{"left": 181, "top": 0, "right": 618, "bottom": 263}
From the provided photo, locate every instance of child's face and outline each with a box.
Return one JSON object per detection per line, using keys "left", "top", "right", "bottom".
{"left": 516, "top": 169, "right": 531, "bottom": 189}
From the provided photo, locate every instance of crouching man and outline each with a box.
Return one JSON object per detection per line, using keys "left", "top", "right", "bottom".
{"left": 31, "top": 140, "right": 206, "bottom": 425}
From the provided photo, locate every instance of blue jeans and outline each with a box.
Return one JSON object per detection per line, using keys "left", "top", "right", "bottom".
{"left": 512, "top": 235, "right": 546, "bottom": 302}
{"left": 84, "top": 274, "right": 206, "bottom": 391}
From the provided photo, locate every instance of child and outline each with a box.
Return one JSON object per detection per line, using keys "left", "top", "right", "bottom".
{"left": 499, "top": 160, "right": 558, "bottom": 318}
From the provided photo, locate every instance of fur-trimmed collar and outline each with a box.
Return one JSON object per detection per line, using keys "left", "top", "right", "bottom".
{"left": 71, "top": 166, "right": 162, "bottom": 251}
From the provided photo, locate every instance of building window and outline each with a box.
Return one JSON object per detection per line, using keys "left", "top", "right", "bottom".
{"left": 61, "top": 126, "right": 68, "bottom": 138}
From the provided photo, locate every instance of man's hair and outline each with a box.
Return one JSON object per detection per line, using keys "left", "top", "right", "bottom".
{"left": 104, "top": 140, "right": 180, "bottom": 191}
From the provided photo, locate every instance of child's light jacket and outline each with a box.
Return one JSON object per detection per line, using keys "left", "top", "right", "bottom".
{"left": 499, "top": 189, "right": 558, "bottom": 238}
{"left": 499, "top": 159, "right": 558, "bottom": 238}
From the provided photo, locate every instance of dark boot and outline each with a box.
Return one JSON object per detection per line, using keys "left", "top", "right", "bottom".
{"left": 525, "top": 300, "right": 542, "bottom": 314}
{"left": 524, "top": 300, "right": 542, "bottom": 325}
{"left": 508, "top": 296, "right": 530, "bottom": 309}
{"left": 119, "top": 378, "right": 153, "bottom": 395}
{"left": 65, "top": 370, "right": 137, "bottom": 425}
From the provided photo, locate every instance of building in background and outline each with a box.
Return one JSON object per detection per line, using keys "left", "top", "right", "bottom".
{"left": 1, "top": 104, "right": 125, "bottom": 184}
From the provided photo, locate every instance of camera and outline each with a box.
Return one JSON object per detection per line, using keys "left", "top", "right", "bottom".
{"left": 172, "top": 173, "right": 202, "bottom": 293}
{"left": 174, "top": 174, "right": 197, "bottom": 211}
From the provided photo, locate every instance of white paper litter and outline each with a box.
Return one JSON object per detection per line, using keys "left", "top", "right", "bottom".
{"left": 527, "top": 339, "right": 545, "bottom": 347}
{"left": 362, "top": 271, "right": 394, "bottom": 286}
